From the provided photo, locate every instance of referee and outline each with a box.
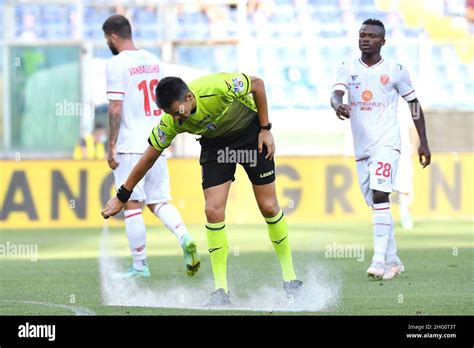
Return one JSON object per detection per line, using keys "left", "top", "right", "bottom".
{"left": 101, "top": 72, "right": 303, "bottom": 306}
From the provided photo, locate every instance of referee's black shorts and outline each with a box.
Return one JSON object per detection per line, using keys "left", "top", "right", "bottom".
{"left": 199, "top": 117, "right": 275, "bottom": 190}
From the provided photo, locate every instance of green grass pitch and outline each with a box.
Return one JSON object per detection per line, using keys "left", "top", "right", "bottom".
{"left": 0, "top": 220, "right": 472, "bottom": 315}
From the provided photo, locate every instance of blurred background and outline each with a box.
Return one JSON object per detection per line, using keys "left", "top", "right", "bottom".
{"left": 0, "top": 0, "right": 473, "bottom": 227}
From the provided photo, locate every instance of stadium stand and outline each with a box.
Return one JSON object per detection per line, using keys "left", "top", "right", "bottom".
{"left": 0, "top": 0, "right": 472, "bottom": 156}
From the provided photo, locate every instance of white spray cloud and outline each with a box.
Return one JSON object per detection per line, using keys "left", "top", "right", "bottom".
{"left": 99, "top": 224, "right": 342, "bottom": 312}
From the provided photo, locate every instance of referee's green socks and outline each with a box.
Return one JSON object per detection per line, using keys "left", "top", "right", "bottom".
{"left": 266, "top": 210, "right": 297, "bottom": 281}
{"left": 205, "top": 222, "right": 229, "bottom": 292}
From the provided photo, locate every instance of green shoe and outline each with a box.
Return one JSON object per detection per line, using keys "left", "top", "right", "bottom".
{"left": 181, "top": 235, "right": 200, "bottom": 276}
{"left": 114, "top": 266, "right": 151, "bottom": 279}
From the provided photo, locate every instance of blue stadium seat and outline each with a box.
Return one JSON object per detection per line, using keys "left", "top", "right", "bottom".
{"left": 176, "top": 11, "right": 209, "bottom": 39}
{"left": 309, "top": 0, "right": 335, "bottom": 6}
{"left": 352, "top": 0, "right": 376, "bottom": 7}
{"left": 6, "top": 1, "right": 472, "bottom": 112}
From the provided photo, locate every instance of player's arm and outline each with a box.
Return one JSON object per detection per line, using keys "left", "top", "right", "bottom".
{"left": 250, "top": 75, "right": 269, "bottom": 127}
{"left": 101, "top": 119, "right": 176, "bottom": 219}
{"left": 105, "top": 59, "right": 125, "bottom": 170}
{"left": 330, "top": 62, "right": 351, "bottom": 119}
{"left": 396, "top": 65, "right": 431, "bottom": 168}
{"left": 250, "top": 75, "right": 275, "bottom": 160}
{"left": 330, "top": 90, "right": 351, "bottom": 120}
{"left": 101, "top": 145, "right": 162, "bottom": 219}
{"left": 407, "top": 99, "right": 431, "bottom": 168}
{"left": 107, "top": 100, "right": 122, "bottom": 169}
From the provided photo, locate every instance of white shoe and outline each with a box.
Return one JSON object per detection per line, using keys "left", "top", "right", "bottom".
{"left": 383, "top": 260, "right": 405, "bottom": 280}
{"left": 367, "top": 261, "right": 385, "bottom": 279}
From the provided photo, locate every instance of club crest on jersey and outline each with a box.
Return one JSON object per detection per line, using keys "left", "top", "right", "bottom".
{"left": 380, "top": 74, "right": 390, "bottom": 86}
{"left": 232, "top": 76, "right": 245, "bottom": 93}
{"left": 157, "top": 129, "right": 167, "bottom": 143}
{"left": 362, "top": 90, "right": 373, "bottom": 101}
{"left": 206, "top": 122, "right": 218, "bottom": 130}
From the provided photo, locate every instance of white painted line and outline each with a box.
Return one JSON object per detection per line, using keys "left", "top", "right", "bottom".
{"left": 0, "top": 300, "right": 96, "bottom": 316}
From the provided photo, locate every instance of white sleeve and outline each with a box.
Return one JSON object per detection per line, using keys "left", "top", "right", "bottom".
{"left": 395, "top": 65, "right": 416, "bottom": 101}
{"left": 331, "top": 62, "right": 349, "bottom": 92}
{"left": 106, "top": 60, "right": 125, "bottom": 101}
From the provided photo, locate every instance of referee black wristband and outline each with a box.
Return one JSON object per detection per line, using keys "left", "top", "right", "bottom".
{"left": 116, "top": 185, "right": 132, "bottom": 203}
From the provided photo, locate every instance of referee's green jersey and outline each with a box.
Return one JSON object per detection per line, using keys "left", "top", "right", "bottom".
{"left": 148, "top": 72, "right": 258, "bottom": 151}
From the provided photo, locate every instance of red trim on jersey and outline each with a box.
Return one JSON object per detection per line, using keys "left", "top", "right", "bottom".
{"left": 332, "top": 83, "right": 347, "bottom": 88}
{"left": 359, "top": 58, "right": 384, "bottom": 68}
{"left": 107, "top": 91, "right": 125, "bottom": 95}
{"left": 373, "top": 208, "right": 390, "bottom": 211}
{"left": 355, "top": 156, "right": 369, "bottom": 162}
{"left": 125, "top": 212, "right": 142, "bottom": 219}
{"left": 402, "top": 90, "right": 415, "bottom": 98}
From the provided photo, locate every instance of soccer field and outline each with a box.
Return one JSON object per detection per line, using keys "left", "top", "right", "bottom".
{"left": 0, "top": 221, "right": 472, "bottom": 316}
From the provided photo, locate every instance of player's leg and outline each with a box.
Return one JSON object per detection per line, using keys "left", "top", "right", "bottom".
{"left": 146, "top": 155, "right": 189, "bottom": 244}
{"left": 368, "top": 149, "right": 401, "bottom": 280}
{"left": 199, "top": 136, "right": 237, "bottom": 306}
{"left": 355, "top": 158, "right": 384, "bottom": 278}
{"left": 385, "top": 151, "right": 406, "bottom": 279}
{"left": 384, "top": 221, "right": 405, "bottom": 280}
{"left": 121, "top": 200, "right": 150, "bottom": 277}
{"left": 148, "top": 202, "right": 188, "bottom": 244}
{"left": 384, "top": 155, "right": 410, "bottom": 278}
{"left": 148, "top": 201, "right": 201, "bottom": 276}
{"left": 395, "top": 153, "right": 414, "bottom": 230}
{"left": 144, "top": 155, "right": 200, "bottom": 275}
{"left": 388, "top": 159, "right": 408, "bottom": 267}
{"left": 242, "top": 133, "right": 302, "bottom": 298}
{"left": 251, "top": 181, "right": 303, "bottom": 298}
{"left": 113, "top": 153, "right": 149, "bottom": 278}
{"left": 398, "top": 192, "right": 413, "bottom": 230}
{"left": 203, "top": 180, "right": 233, "bottom": 306}
{"left": 251, "top": 182, "right": 296, "bottom": 281}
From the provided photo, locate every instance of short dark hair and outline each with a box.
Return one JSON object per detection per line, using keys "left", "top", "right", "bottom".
{"left": 102, "top": 15, "right": 132, "bottom": 39}
{"left": 155, "top": 77, "right": 190, "bottom": 110}
{"left": 362, "top": 18, "right": 385, "bottom": 36}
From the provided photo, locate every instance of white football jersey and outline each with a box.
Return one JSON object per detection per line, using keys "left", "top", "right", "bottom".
{"left": 106, "top": 49, "right": 163, "bottom": 153}
{"left": 332, "top": 58, "right": 416, "bottom": 159}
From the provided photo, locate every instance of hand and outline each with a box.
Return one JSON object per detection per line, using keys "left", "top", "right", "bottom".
{"left": 107, "top": 146, "right": 119, "bottom": 170}
{"left": 335, "top": 103, "right": 351, "bottom": 120}
{"left": 101, "top": 196, "right": 124, "bottom": 219}
{"left": 258, "top": 129, "right": 275, "bottom": 161}
{"left": 418, "top": 143, "right": 431, "bottom": 168}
